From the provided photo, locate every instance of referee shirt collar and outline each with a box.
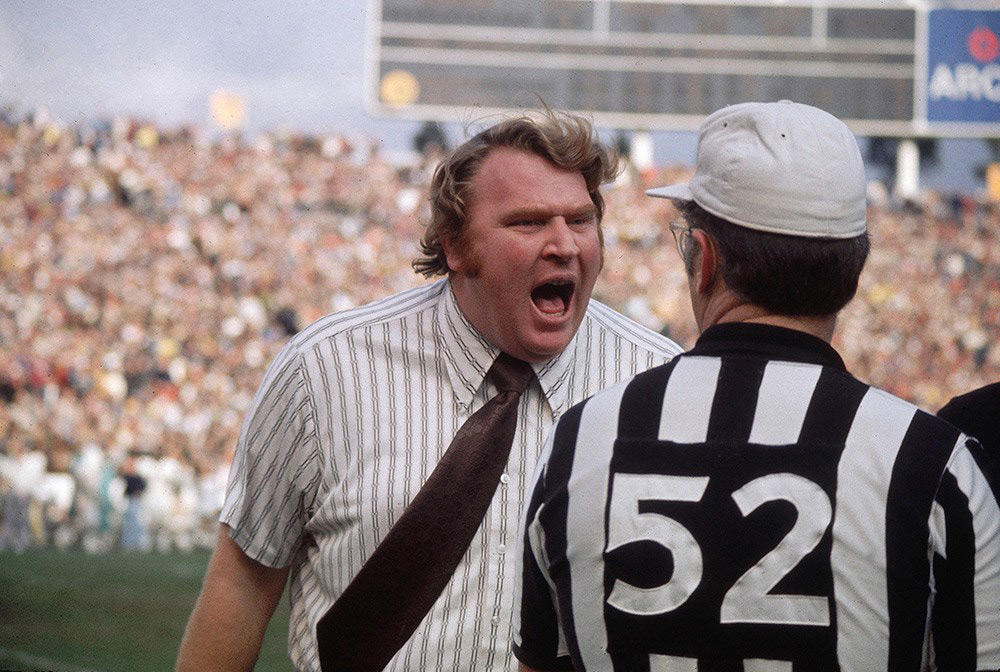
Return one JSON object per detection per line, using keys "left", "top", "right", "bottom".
{"left": 437, "top": 279, "right": 574, "bottom": 413}
{"left": 691, "top": 322, "right": 848, "bottom": 371}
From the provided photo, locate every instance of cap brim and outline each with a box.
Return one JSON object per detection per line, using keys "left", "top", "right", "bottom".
{"left": 644, "top": 183, "right": 693, "bottom": 201}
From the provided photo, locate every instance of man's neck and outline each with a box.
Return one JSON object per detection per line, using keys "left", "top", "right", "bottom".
{"left": 733, "top": 313, "right": 837, "bottom": 343}
{"left": 697, "top": 293, "right": 837, "bottom": 343}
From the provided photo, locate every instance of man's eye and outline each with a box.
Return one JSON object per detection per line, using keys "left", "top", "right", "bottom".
{"left": 570, "top": 215, "right": 596, "bottom": 226}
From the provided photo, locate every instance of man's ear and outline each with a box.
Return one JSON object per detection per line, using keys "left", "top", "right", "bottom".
{"left": 690, "top": 229, "right": 717, "bottom": 295}
{"left": 440, "top": 235, "right": 461, "bottom": 274}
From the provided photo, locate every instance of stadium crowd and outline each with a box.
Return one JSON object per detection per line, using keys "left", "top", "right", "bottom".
{"left": 1, "top": 109, "right": 997, "bottom": 553}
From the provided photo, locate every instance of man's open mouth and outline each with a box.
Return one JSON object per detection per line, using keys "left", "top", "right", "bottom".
{"left": 531, "top": 280, "right": 575, "bottom": 316}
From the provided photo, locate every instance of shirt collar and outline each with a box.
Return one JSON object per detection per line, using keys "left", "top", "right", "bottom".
{"left": 435, "top": 279, "right": 578, "bottom": 414}
{"left": 690, "top": 322, "right": 848, "bottom": 370}
{"left": 532, "top": 329, "right": 581, "bottom": 418}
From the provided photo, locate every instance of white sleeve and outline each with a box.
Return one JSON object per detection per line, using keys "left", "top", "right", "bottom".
{"left": 221, "top": 346, "right": 322, "bottom": 568}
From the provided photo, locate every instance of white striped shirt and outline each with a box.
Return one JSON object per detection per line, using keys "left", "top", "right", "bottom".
{"left": 516, "top": 322, "right": 1000, "bottom": 671}
{"left": 221, "top": 278, "right": 681, "bottom": 672}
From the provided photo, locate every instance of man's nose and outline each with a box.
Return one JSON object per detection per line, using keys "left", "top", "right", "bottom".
{"left": 543, "top": 218, "right": 579, "bottom": 259}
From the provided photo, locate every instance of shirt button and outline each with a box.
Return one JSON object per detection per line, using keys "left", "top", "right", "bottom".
{"left": 499, "top": 474, "right": 510, "bottom": 484}
{"left": 491, "top": 616, "right": 500, "bottom": 626}
{"left": 497, "top": 543, "right": 507, "bottom": 554}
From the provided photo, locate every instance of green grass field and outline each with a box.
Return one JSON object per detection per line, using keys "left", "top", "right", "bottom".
{"left": 0, "top": 549, "right": 292, "bottom": 672}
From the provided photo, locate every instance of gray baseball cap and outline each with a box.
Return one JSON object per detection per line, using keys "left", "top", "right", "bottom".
{"left": 646, "top": 100, "right": 867, "bottom": 238}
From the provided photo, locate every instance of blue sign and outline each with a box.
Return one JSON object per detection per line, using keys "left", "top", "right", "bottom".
{"left": 926, "top": 9, "right": 1000, "bottom": 125}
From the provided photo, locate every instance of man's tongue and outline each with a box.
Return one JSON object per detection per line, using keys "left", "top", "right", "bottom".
{"left": 532, "top": 284, "right": 568, "bottom": 315}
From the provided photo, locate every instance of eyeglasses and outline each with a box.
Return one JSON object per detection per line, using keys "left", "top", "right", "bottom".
{"left": 668, "top": 220, "right": 693, "bottom": 259}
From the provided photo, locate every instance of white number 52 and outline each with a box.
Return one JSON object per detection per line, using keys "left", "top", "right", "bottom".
{"left": 606, "top": 472, "right": 832, "bottom": 626}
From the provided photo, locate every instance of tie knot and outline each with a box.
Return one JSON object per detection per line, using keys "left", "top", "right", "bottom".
{"left": 487, "top": 352, "right": 535, "bottom": 394}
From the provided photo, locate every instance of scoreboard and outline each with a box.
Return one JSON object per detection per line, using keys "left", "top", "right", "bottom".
{"left": 925, "top": 9, "right": 1000, "bottom": 133}
{"left": 364, "top": 0, "right": 1000, "bottom": 138}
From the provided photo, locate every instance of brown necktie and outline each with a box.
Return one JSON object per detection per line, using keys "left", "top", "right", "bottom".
{"left": 316, "top": 352, "right": 536, "bottom": 672}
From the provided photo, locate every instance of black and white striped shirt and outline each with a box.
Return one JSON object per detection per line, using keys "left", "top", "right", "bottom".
{"left": 221, "top": 278, "right": 681, "bottom": 672}
{"left": 516, "top": 322, "right": 1000, "bottom": 672}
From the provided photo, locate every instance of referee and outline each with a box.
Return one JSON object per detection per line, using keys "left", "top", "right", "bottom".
{"left": 513, "top": 101, "right": 1000, "bottom": 671}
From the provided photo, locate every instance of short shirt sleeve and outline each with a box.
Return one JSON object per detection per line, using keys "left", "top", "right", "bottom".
{"left": 220, "top": 346, "right": 321, "bottom": 568}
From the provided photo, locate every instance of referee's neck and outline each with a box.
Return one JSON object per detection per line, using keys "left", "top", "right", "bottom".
{"left": 710, "top": 310, "right": 837, "bottom": 344}
{"left": 692, "top": 280, "right": 837, "bottom": 344}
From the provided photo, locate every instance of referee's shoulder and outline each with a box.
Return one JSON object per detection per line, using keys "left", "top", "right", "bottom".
{"left": 862, "top": 382, "right": 971, "bottom": 454}
{"left": 562, "top": 359, "right": 675, "bottom": 425}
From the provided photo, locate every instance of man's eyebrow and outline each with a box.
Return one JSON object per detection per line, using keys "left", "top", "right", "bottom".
{"left": 502, "top": 204, "right": 598, "bottom": 221}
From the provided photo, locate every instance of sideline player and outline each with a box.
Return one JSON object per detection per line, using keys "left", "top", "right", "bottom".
{"left": 939, "top": 381, "right": 1000, "bottom": 454}
{"left": 514, "top": 101, "right": 1000, "bottom": 671}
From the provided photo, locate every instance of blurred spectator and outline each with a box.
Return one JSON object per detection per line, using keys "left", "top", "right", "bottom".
{"left": 0, "top": 108, "right": 996, "bottom": 551}
{"left": 36, "top": 442, "right": 76, "bottom": 548}
{"left": 119, "top": 454, "right": 148, "bottom": 551}
{"left": 0, "top": 436, "right": 45, "bottom": 552}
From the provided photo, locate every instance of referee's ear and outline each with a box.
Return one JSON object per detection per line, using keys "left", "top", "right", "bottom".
{"left": 689, "top": 228, "right": 718, "bottom": 295}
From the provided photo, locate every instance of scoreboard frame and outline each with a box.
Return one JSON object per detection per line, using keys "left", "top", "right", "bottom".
{"left": 364, "top": 0, "right": 1000, "bottom": 139}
